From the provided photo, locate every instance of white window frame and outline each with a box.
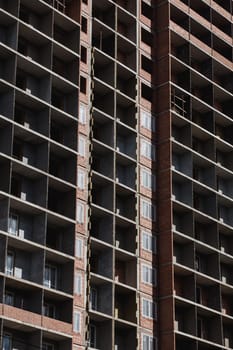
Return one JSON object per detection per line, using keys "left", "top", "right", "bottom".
{"left": 44, "top": 264, "right": 57, "bottom": 289}
{"left": 141, "top": 198, "right": 156, "bottom": 221}
{"left": 77, "top": 168, "right": 86, "bottom": 190}
{"left": 90, "top": 287, "right": 98, "bottom": 310}
{"left": 79, "top": 103, "right": 87, "bottom": 125}
{"left": 142, "top": 298, "right": 156, "bottom": 319}
{"left": 73, "top": 311, "right": 81, "bottom": 333}
{"left": 8, "top": 213, "right": 18, "bottom": 236}
{"left": 75, "top": 237, "right": 83, "bottom": 258}
{"left": 141, "top": 110, "right": 155, "bottom": 131}
{"left": 42, "top": 342, "right": 55, "bottom": 350}
{"left": 78, "top": 136, "right": 86, "bottom": 157}
{"left": 141, "top": 167, "right": 156, "bottom": 190}
{"left": 76, "top": 202, "right": 85, "bottom": 224}
{"left": 142, "top": 334, "right": 154, "bottom": 350}
{"left": 5, "top": 251, "right": 14, "bottom": 276}
{"left": 142, "top": 231, "right": 156, "bottom": 253}
{"left": 2, "top": 333, "right": 12, "bottom": 350}
{"left": 142, "top": 264, "right": 156, "bottom": 285}
{"left": 140, "top": 138, "right": 155, "bottom": 160}
{"left": 4, "top": 291, "right": 14, "bottom": 306}
{"left": 43, "top": 302, "right": 56, "bottom": 318}
{"left": 74, "top": 272, "right": 82, "bottom": 295}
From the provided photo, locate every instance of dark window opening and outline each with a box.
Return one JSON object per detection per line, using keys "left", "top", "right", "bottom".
{"left": 81, "top": 46, "right": 87, "bottom": 63}
{"left": 80, "top": 76, "right": 87, "bottom": 94}
{"left": 81, "top": 16, "right": 88, "bottom": 33}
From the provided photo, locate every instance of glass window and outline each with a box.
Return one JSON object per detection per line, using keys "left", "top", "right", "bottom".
{"left": 90, "top": 288, "right": 97, "bottom": 310}
{"left": 141, "top": 110, "right": 155, "bottom": 131}
{"left": 42, "top": 342, "right": 54, "bottom": 350}
{"left": 76, "top": 202, "right": 85, "bottom": 224}
{"left": 3, "top": 334, "right": 12, "bottom": 350}
{"left": 141, "top": 167, "right": 156, "bottom": 190}
{"left": 75, "top": 238, "right": 83, "bottom": 258}
{"left": 77, "top": 168, "right": 86, "bottom": 190}
{"left": 140, "top": 139, "right": 155, "bottom": 160}
{"left": 75, "top": 273, "right": 82, "bottom": 295}
{"left": 142, "top": 334, "right": 154, "bottom": 350}
{"left": 142, "top": 231, "right": 156, "bottom": 252}
{"left": 8, "top": 214, "right": 18, "bottom": 236}
{"left": 79, "top": 104, "right": 87, "bottom": 124}
{"left": 5, "top": 252, "right": 14, "bottom": 276}
{"left": 43, "top": 302, "right": 56, "bottom": 318}
{"left": 78, "top": 136, "right": 86, "bottom": 157}
{"left": 4, "top": 291, "right": 14, "bottom": 306}
{"left": 142, "top": 298, "right": 155, "bottom": 319}
{"left": 141, "top": 198, "right": 156, "bottom": 221}
{"left": 142, "top": 264, "right": 156, "bottom": 285}
{"left": 73, "top": 311, "right": 81, "bottom": 333}
{"left": 44, "top": 265, "right": 57, "bottom": 289}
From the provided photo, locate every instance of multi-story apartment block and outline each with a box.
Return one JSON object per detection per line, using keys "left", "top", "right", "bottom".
{"left": 0, "top": 0, "right": 232, "bottom": 350}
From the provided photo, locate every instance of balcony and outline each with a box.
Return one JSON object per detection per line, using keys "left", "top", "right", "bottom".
{"left": 221, "top": 263, "right": 233, "bottom": 286}
{"left": 90, "top": 207, "right": 113, "bottom": 245}
{"left": 173, "top": 242, "right": 194, "bottom": 269}
{"left": 90, "top": 241, "right": 113, "bottom": 280}
{"left": 195, "top": 251, "right": 219, "bottom": 279}
{"left": 92, "top": 174, "right": 114, "bottom": 212}
{"left": 16, "top": 68, "right": 50, "bottom": 103}
{"left": 196, "top": 284, "right": 220, "bottom": 311}
{"left": 175, "top": 303, "right": 196, "bottom": 336}
{"left": 48, "top": 187, "right": 75, "bottom": 221}
{"left": 115, "top": 252, "right": 137, "bottom": 288}
{"left": 7, "top": 209, "right": 46, "bottom": 244}
{"left": 174, "top": 274, "right": 195, "bottom": 301}
{"left": 5, "top": 247, "right": 43, "bottom": 285}
{"left": 12, "top": 137, "right": 49, "bottom": 172}
{"left": 115, "top": 322, "right": 137, "bottom": 350}
{"left": 89, "top": 280, "right": 112, "bottom": 316}
{"left": 88, "top": 319, "right": 112, "bottom": 350}
{"left": 10, "top": 172, "right": 47, "bottom": 208}
{"left": 116, "top": 192, "right": 136, "bottom": 221}
{"left": 116, "top": 123, "right": 136, "bottom": 160}
{"left": 115, "top": 219, "right": 136, "bottom": 254}
{"left": 14, "top": 103, "right": 49, "bottom": 137}
{"left": 196, "top": 314, "right": 222, "bottom": 344}
{"left": 44, "top": 258, "right": 73, "bottom": 294}
{"left": 115, "top": 286, "right": 136, "bottom": 324}
{"left": 194, "top": 221, "right": 218, "bottom": 248}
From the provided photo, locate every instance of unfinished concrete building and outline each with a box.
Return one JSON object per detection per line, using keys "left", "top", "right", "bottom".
{"left": 0, "top": 0, "right": 233, "bottom": 350}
